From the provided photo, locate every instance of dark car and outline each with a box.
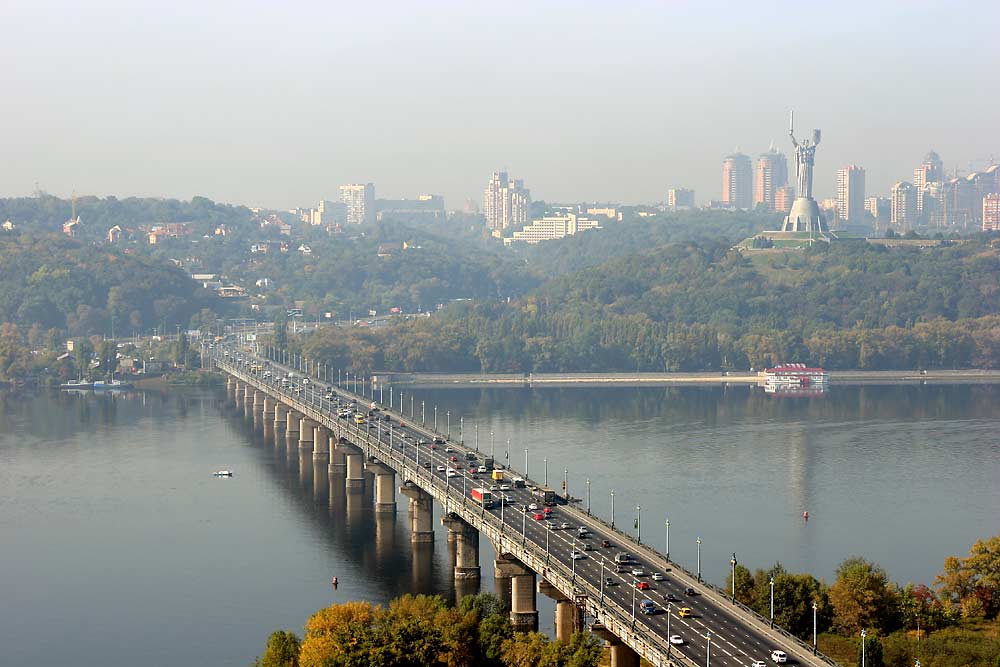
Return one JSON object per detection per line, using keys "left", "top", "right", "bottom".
{"left": 664, "top": 593, "right": 679, "bottom": 602}
{"left": 601, "top": 539, "right": 611, "bottom": 548}
{"left": 685, "top": 587, "right": 697, "bottom": 596}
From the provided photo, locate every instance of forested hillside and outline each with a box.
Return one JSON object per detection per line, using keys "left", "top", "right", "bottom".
{"left": 299, "top": 238, "right": 1000, "bottom": 373}
{"left": 0, "top": 232, "right": 213, "bottom": 336}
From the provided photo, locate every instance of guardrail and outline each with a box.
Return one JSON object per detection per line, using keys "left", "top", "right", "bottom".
{"left": 217, "top": 351, "right": 841, "bottom": 667}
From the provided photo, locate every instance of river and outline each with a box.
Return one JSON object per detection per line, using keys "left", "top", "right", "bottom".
{"left": 0, "top": 384, "right": 996, "bottom": 666}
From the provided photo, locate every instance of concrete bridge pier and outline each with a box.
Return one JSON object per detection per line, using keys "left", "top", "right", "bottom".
{"left": 273, "top": 404, "right": 289, "bottom": 432}
{"left": 226, "top": 377, "right": 236, "bottom": 402}
{"left": 442, "top": 514, "right": 479, "bottom": 580}
{"left": 590, "top": 624, "right": 639, "bottom": 667}
{"left": 539, "top": 580, "right": 581, "bottom": 643}
{"left": 400, "top": 483, "right": 434, "bottom": 543}
{"left": 262, "top": 397, "right": 276, "bottom": 422}
{"left": 285, "top": 410, "right": 302, "bottom": 439}
{"left": 313, "top": 426, "right": 330, "bottom": 461}
{"left": 243, "top": 386, "right": 255, "bottom": 419}
{"left": 233, "top": 382, "right": 244, "bottom": 408}
{"left": 329, "top": 440, "right": 347, "bottom": 476}
{"left": 367, "top": 462, "right": 396, "bottom": 514}
{"left": 495, "top": 555, "right": 538, "bottom": 632}
{"left": 344, "top": 450, "right": 365, "bottom": 492}
{"left": 298, "top": 418, "right": 317, "bottom": 453}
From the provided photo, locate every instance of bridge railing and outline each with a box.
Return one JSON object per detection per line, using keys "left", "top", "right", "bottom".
{"left": 217, "top": 351, "right": 838, "bottom": 667}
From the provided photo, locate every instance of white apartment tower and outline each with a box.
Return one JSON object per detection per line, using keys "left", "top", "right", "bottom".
{"left": 339, "top": 183, "right": 375, "bottom": 224}
{"left": 836, "top": 165, "right": 866, "bottom": 222}
{"left": 484, "top": 171, "right": 531, "bottom": 231}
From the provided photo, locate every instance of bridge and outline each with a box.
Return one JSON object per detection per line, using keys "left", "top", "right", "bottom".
{"left": 212, "top": 345, "right": 841, "bottom": 667}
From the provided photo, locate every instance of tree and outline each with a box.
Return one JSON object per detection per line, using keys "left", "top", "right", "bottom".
{"left": 829, "top": 557, "right": 899, "bottom": 634}
{"left": 253, "top": 630, "right": 300, "bottom": 667}
{"left": 725, "top": 563, "right": 755, "bottom": 606}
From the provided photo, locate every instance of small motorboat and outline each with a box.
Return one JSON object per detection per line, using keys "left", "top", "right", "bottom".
{"left": 213, "top": 470, "right": 233, "bottom": 477}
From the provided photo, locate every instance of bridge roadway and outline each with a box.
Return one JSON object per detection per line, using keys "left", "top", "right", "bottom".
{"left": 215, "top": 347, "right": 839, "bottom": 667}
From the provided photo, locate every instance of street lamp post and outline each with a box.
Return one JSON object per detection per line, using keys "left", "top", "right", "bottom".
{"left": 636, "top": 504, "right": 641, "bottom": 542}
{"left": 770, "top": 577, "right": 775, "bottom": 627}
{"left": 611, "top": 490, "right": 616, "bottom": 529}
{"left": 666, "top": 604, "right": 672, "bottom": 657}
{"left": 812, "top": 601, "right": 818, "bottom": 654}
{"left": 543, "top": 457, "right": 548, "bottom": 485}
{"left": 631, "top": 577, "right": 637, "bottom": 627}
{"left": 421, "top": 401, "right": 425, "bottom": 426}
{"left": 447, "top": 411, "right": 451, "bottom": 438}
{"left": 390, "top": 386, "right": 393, "bottom": 410}
{"left": 563, "top": 468, "right": 568, "bottom": 499}
{"left": 524, "top": 448, "right": 528, "bottom": 477}
{"left": 861, "top": 629, "right": 867, "bottom": 667}
{"left": 705, "top": 631, "right": 712, "bottom": 667}
{"left": 434, "top": 406, "right": 438, "bottom": 431}
{"left": 490, "top": 431, "right": 495, "bottom": 459}
{"left": 410, "top": 395, "right": 414, "bottom": 418}
{"left": 586, "top": 478, "right": 591, "bottom": 514}
{"left": 460, "top": 416, "right": 464, "bottom": 444}
{"left": 475, "top": 423, "right": 479, "bottom": 451}
{"left": 697, "top": 537, "right": 702, "bottom": 582}
{"left": 521, "top": 506, "right": 526, "bottom": 544}
{"left": 665, "top": 518, "right": 670, "bottom": 562}
{"left": 731, "top": 553, "right": 738, "bottom": 603}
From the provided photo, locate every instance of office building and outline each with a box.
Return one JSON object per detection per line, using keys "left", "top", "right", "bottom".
{"left": 984, "top": 194, "right": 1000, "bottom": 232}
{"left": 484, "top": 171, "right": 531, "bottom": 231}
{"left": 836, "top": 165, "right": 866, "bottom": 222}
{"left": 339, "top": 183, "right": 376, "bottom": 224}
{"left": 891, "top": 181, "right": 916, "bottom": 229}
{"left": 667, "top": 188, "right": 695, "bottom": 211}
{"left": 754, "top": 148, "right": 788, "bottom": 210}
{"left": 722, "top": 153, "right": 753, "bottom": 210}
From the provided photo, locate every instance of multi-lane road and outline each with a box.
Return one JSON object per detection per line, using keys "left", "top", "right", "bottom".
{"left": 217, "top": 346, "right": 834, "bottom": 667}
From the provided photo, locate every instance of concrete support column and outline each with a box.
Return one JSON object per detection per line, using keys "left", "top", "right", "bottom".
{"left": 253, "top": 390, "right": 265, "bottom": 411}
{"left": 329, "top": 443, "right": 347, "bottom": 475}
{"left": 243, "top": 385, "right": 254, "bottom": 418}
{"left": 345, "top": 451, "right": 365, "bottom": 491}
{"left": 233, "top": 382, "right": 244, "bottom": 407}
{"left": 298, "top": 418, "right": 317, "bottom": 452}
{"left": 400, "top": 484, "right": 434, "bottom": 543}
{"left": 510, "top": 573, "right": 538, "bottom": 632}
{"left": 262, "top": 397, "right": 276, "bottom": 421}
{"left": 609, "top": 643, "right": 639, "bottom": 667}
{"left": 285, "top": 411, "right": 302, "bottom": 437}
{"left": 555, "top": 601, "right": 577, "bottom": 644}
{"left": 273, "top": 404, "right": 289, "bottom": 431}
{"left": 313, "top": 426, "right": 330, "bottom": 459}
{"left": 374, "top": 471, "right": 396, "bottom": 514}
{"left": 226, "top": 377, "right": 235, "bottom": 401}
{"left": 442, "top": 515, "right": 479, "bottom": 579}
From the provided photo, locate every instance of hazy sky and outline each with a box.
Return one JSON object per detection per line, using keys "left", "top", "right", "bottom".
{"left": 2, "top": 1, "right": 998, "bottom": 210}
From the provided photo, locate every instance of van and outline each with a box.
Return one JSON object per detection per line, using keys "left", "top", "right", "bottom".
{"left": 512, "top": 477, "right": 526, "bottom": 488}
{"left": 614, "top": 552, "right": 631, "bottom": 564}
{"left": 770, "top": 650, "right": 787, "bottom": 664}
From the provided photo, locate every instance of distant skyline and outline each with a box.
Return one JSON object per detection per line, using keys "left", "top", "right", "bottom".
{"left": 1, "top": 1, "right": 997, "bottom": 210}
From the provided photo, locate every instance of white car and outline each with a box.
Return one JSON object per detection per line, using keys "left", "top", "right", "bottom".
{"left": 445, "top": 446, "right": 454, "bottom": 452}
{"left": 570, "top": 551, "right": 586, "bottom": 560}
{"left": 478, "top": 466, "right": 488, "bottom": 473}
{"left": 436, "top": 465, "right": 446, "bottom": 472}
{"left": 559, "top": 522, "right": 571, "bottom": 530}
{"left": 528, "top": 503, "right": 539, "bottom": 511}
{"left": 771, "top": 651, "right": 787, "bottom": 664}
{"left": 631, "top": 567, "right": 646, "bottom": 577}
{"left": 751, "top": 661, "right": 766, "bottom": 667}
{"left": 446, "top": 469, "right": 457, "bottom": 478}
{"left": 669, "top": 635, "right": 684, "bottom": 645}
{"left": 652, "top": 572, "right": 665, "bottom": 581}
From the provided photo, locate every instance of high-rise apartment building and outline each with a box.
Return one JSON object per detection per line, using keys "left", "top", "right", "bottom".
{"left": 667, "top": 188, "right": 695, "bottom": 211}
{"left": 774, "top": 186, "right": 795, "bottom": 214}
{"left": 339, "top": 183, "right": 375, "bottom": 224}
{"left": 983, "top": 193, "right": 1000, "bottom": 232}
{"left": 722, "top": 153, "right": 753, "bottom": 210}
{"left": 865, "top": 197, "right": 890, "bottom": 221}
{"left": 891, "top": 181, "right": 916, "bottom": 229}
{"left": 914, "top": 150, "right": 944, "bottom": 215}
{"left": 484, "top": 171, "right": 530, "bottom": 230}
{"left": 754, "top": 148, "right": 788, "bottom": 210}
{"left": 836, "top": 165, "right": 866, "bottom": 222}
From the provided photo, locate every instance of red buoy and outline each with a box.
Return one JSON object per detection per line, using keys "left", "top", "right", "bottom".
{"left": 331, "top": 577, "right": 338, "bottom": 586}
{"left": 803, "top": 511, "right": 809, "bottom": 521}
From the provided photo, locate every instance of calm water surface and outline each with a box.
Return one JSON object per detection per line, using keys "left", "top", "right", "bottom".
{"left": 1, "top": 384, "right": 997, "bottom": 667}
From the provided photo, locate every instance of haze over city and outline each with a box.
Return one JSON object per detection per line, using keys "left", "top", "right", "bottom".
{"left": 2, "top": 0, "right": 998, "bottom": 208}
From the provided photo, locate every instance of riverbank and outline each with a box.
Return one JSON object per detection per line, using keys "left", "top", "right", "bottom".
{"left": 373, "top": 369, "right": 1000, "bottom": 387}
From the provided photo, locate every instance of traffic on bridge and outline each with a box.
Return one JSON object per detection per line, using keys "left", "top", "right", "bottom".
{"left": 211, "top": 342, "right": 840, "bottom": 667}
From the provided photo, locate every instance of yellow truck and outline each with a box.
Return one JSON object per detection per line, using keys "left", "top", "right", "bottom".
{"left": 491, "top": 470, "right": 504, "bottom": 481}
